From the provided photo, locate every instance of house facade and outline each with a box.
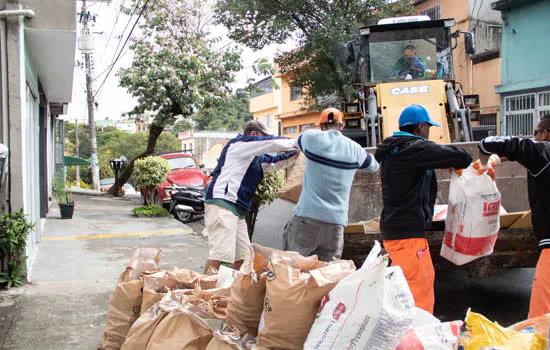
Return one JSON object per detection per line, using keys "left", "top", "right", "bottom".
{"left": 0, "top": 0, "right": 77, "bottom": 277}
{"left": 249, "top": 77, "right": 281, "bottom": 136}
{"left": 178, "top": 130, "right": 238, "bottom": 170}
{"left": 492, "top": 0, "right": 550, "bottom": 136}
{"left": 249, "top": 73, "right": 320, "bottom": 138}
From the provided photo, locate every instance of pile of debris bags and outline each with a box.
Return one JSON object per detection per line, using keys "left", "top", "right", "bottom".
{"left": 101, "top": 244, "right": 550, "bottom": 350}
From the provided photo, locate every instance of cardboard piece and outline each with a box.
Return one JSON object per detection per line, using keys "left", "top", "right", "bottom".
{"left": 500, "top": 212, "right": 528, "bottom": 229}
{"left": 509, "top": 210, "right": 532, "bottom": 229}
{"left": 344, "top": 217, "right": 381, "bottom": 234}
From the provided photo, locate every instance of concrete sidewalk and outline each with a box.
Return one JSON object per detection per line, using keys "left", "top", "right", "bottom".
{"left": 0, "top": 194, "right": 208, "bottom": 350}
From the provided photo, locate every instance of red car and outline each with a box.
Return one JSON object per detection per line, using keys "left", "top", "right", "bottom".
{"left": 143, "top": 152, "right": 210, "bottom": 208}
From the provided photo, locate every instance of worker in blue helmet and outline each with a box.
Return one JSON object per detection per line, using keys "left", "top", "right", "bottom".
{"left": 374, "top": 104, "right": 472, "bottom": 314}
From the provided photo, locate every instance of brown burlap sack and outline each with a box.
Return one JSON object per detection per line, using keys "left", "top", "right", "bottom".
{"left": 188, "top": 285, "right": 230, "bottom": 320}
{"left": 276, "top": 152, "right": 306, "bottom": 204}
{"left": 146, "top": 309, "right": 213, "bottom": 349}
{"left": 205, "top": 332, "right": 242, "bottom": 350}
{"left": 257, "top": 258, "right": 356, "bottom": 349}
{"left": 102, "top": 248, "right": 161, "bottom": 350}
{"left": 225, "top": 245, "right": 267, "bottom": 337}
{"left": 119, "top": 248, "right": 162, "bottom": 283}
{"left": 226, "top": 244, "right": 325, "bottom": 337}
{"left": 122, "top": 290, "right": 227, "bottom": 349}
{"left": 120, "top": 301, "right": 170, "bottom": 350}
{"left": 141, "top": 269, "right": 204, "bottom": 314}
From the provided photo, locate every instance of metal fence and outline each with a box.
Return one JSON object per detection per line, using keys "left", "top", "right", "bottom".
{"left": 504, "top": 90, "right": 550, "bottom": 136}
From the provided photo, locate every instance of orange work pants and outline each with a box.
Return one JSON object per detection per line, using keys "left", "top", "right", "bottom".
{"left": 529, "top": 248, "right": 550, "bottom": 319}
{"left": 383, "top": 238, "right": 435, "bottom": 314}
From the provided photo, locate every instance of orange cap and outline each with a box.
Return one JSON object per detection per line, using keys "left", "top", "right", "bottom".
{"left": 319, "top": 108, "right": 343, "bottom": 125}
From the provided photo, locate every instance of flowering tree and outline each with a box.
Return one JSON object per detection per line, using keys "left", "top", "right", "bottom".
{"left": 109, "top": 0, "right": 242, "bottom": 196}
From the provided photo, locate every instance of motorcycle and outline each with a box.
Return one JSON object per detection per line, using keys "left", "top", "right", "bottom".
{"left": 168, "top": 185, "right": 206, "bottom": 223}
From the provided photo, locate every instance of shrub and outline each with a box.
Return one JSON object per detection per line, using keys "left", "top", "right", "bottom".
{"left": 133, "top": 156, "right": 170, "bottom": 206}
{"left": 53, "top": 171, "right": 73, "bottom": 204}
{"left": 133, "top": 205, "right": 170, "bottom": 217}
{"left": 0, "top": 210, "right": 34, "bottom": 288}
{"left": 70, "top": 179, "right": 92, "bottom": 190}
{"left": 246, "top": 170, "right": 285, "bottom": 238}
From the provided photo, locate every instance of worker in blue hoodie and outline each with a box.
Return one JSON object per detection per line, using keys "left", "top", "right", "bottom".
{"left": 282, "top": 108, "right": 379, "bottom": 262}
{"left": 374, "top": 104, "right": 472, "bottom": 314}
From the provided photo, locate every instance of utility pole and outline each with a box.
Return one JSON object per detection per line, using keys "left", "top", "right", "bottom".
{"left": 81, "top": 0, "right": 100, "bottom": 191}
{"left": 75, "top": 119, "right": 80, "bottom": 187}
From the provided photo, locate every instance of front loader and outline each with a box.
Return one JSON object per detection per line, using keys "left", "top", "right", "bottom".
{"left": 337, "top": 16, "right": 535, "bottom": 276}
{"left": 342, "top": 16, "right": 482, "bottom": 146}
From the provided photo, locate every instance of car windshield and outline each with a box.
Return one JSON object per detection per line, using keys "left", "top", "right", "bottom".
{"left": 166, "top": 156, "right": 196, "bottom": 170}
{"left": 100, "top": 178, "right": 115, "bottom": 185}
{"left": 365, "top": 27, "right": 452, "bottom": 83}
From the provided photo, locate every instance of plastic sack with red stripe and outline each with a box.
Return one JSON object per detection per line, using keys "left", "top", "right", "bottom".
{"left": 303, "top": 241, "right": 415, "bottom": 350}
{"left": 441, "top": 160, "right": 501, "bottom": 266}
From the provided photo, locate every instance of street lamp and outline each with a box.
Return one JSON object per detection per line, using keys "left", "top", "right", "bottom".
{"left": 109, "top": 157, "right": 128, "bottom": 185}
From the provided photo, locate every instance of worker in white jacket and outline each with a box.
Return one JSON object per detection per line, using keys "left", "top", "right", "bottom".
{"left": 203, "top": 120, "right": 298, "bottom": 272}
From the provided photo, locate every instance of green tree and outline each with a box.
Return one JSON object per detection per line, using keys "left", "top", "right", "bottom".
{"left": 246, "top": 171, "right": 285, "bottom": 239}
{"left": 98, "top": 131, "right": 180, "bottom": 181}
{"left": 109, "top": 0, "right": 242, "bottom": 196}
{"left": 193, "top": 92, "right": 253, "bottom": 131}
{"left": 215, "top": 0, "right": 412, "bottom": 108}
{"left": 64, "top": 122, "right": 91, "bottom": 159}
{"left": 172, "top": 119, "right": 193, "bottom": 137}
{"left": 133, "top": 156, "right": 170, "bottom": 206}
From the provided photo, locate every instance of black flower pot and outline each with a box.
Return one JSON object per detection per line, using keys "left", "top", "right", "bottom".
{"left": 59, "top": 203, "right": 74, "bottom": 219}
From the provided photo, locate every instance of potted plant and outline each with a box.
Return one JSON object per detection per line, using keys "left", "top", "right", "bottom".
{"left": 53, "top": 171, "right": 74, "bottom": 219}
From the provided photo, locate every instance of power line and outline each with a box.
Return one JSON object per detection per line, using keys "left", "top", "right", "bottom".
{"left": 110, "top": 0, "right": 142, "bottom": 67}
{"left": 103, "top": 0, "right": 126, "bottom": 53}
{"left": 93, "top": 48, "right": 130, "bottom": 81}
{"left": 94, "top": 0, "right": 141, "bottom": 89}
{"left": 94, "top": 0, "right": 150, "bottom": 99}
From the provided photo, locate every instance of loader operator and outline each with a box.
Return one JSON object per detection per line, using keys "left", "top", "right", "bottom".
{"left": 375, "top": 104, "right": 472, "bottom": 314}
{"left": 282, "top": 108, "right": 379, "bottom": 261}
{"left": 478, "top": 116, "right": 550, "bottom": 318}
{"left": 392, "top": 45, "right": 427, "bottom": 79}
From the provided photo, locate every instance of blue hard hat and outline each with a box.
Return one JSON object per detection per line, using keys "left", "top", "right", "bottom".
{"left": 398, "top": 104, "right": 440, "bottom": 128}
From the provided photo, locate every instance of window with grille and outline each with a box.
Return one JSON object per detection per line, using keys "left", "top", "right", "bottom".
{"left": 420, "top": 5, "right": 440, "bottom": 20}
{"left": 264, "top": 114, "right": 273, "bottom": 127}
{"left": 504, "top": 90, "right": 550, "bottom": 136}
{"left": 283, "top": 126, "right": 298, "bottom": 135}
{"left": 291, "top": 85, "right": 303, "bottom": 101}
{"left": 250, "top": 78, "right": 273, "bottom": 98}
{"left": 299, "top": 123, "right": 315, "bottom": 132}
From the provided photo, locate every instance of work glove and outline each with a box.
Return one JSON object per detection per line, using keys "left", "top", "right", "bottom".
{"left": 473, "top": 155, "right": 501, "bottom": 181}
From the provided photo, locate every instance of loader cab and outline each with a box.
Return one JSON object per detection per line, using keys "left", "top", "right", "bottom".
{"left": 357, "top": 17, "right": 458, "bottom": 85}
{"left": 343, "top": 16, "right": 478, "bottom": 147}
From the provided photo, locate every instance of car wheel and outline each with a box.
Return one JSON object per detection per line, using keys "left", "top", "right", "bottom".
{"left": 153, "top": 192, "right": 163, "bottom": 207}
{"left": 173, "top": 210, "right": 193, "bottom": 223}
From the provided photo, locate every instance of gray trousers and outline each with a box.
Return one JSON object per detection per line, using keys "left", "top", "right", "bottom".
{"left": 282, "top": 215, "right": 344, "bottom": 262}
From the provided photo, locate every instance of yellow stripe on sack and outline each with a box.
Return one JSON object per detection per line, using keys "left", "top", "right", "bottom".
{"left": 42, "top": 228, "right": 192, "bottom": 241}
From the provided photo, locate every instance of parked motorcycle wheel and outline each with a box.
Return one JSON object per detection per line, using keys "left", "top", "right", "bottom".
{"left": 173, "top": 210, "right": 193, "bottom": 223}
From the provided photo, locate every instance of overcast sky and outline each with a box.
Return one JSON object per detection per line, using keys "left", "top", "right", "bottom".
{"left": 65, "top": 0, "right": 296, "bottom": 122}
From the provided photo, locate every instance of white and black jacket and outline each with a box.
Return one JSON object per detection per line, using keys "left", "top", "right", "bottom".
{"left": 206, "top": 134, "right": 298, "bottom": 212}
{"left": 479, "top": 136, "right": 550, "bottom": 249}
